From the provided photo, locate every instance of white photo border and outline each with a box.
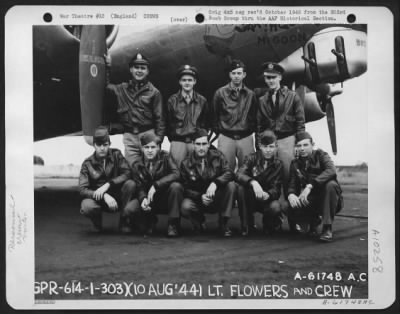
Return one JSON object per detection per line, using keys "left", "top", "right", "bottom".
{"left": 4, "top": 5, "right": 396, "bottom": 310}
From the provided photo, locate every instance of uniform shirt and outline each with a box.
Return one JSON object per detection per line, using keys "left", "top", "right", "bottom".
{"left": 212, "top": 83, "right": 258, "bottom": 135}
{"left": 79, "top": 148, "right": 131, "bottom": 199}
{"left": 131, "top": 150, "right": 180, "bottom": 203}
{"left": 106, "top": 80, "right": 166, "bottom": 139}
{"left": 180, "top": 148, "right": 234, "bottom": 201}
{"left": 257, "top": 86, "right": 305, "bottom": 139}
{"left": 288, "top": 148, "right": 338, "bottom": 195}
{"left": 166, "top": 90, "right": 210, "bottom": 141}
{"left": 181, "top": 90, "right": 193, "bottom": 102}
{"left": 236, "top": 151, "right": 283, "bottom": 200}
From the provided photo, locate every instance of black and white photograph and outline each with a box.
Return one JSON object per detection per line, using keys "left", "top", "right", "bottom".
{"left": 4, "top": 5, "right": 396, "bottom": 310}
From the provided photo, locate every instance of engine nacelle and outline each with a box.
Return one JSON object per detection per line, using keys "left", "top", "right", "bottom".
{"left": 314, "top": 82, "right": 343, "bottom": 98}
{"left": 280, "top": 27, "right": 367, "bottom": 85}
{"left": 294, "top": 83, "right": 343, "bottom": 123}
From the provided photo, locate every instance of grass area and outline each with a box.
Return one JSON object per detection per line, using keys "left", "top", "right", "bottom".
{"left": 34, "top": 162, "right": 368, "bottom": 190}
{"left": 34, "top": 164, "right": 80, "bottom": 178}
{"left": 336, "top": 167, "right": 367, "bottom": 186}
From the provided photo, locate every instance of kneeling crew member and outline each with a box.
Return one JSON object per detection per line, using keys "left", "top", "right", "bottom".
{"left": 237, "top": 130, "right": 283, "bottom": 236}
{"left": 287, "top": 131, "right": 343, "bottom": 242}
{"left": 180, "top": 129, "right": 236, "bottom": 237}
{"left": 79, "top": 126, "right": 136, "bottom": 232}
{"left": 130, "top": 133, "right": 183, "bottom": 237}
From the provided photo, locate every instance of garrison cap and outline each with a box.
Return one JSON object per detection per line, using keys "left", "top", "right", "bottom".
{"left": 177, "top": 64, "right": 198, "bottom": 79}
{"left": 93, "top": 126, "right": 110, "bottom": 145}
{"left": 262, "top": 62, "right": 285, "bottom": 75}
{"left": 295, "top": 131, "right": 313, "bottom": 143}
{"left": 192, "top": 128, "right": 209, "bottom": 141}
{"left": 259, "top": 130, "right": 277, "bottom": 146}
{"left": 140, "top": 132, "right": 159, "bottom": 146}
{"left": 229, "top": 59, "right": 246, "bottom": 72}
{"left": 129, "top": 52, "right": 150, "bottom": 67}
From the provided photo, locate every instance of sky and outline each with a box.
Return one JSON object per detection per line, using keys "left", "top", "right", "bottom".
{"left": 34, "top": 73, "right": 367, "bottom": 166}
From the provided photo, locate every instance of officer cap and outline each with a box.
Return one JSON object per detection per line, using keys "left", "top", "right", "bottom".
{"left": 262, "top": 62, "right": 285, "bottom": 75}
{"left": 192, "top": 129, "right": 209, "bottom": 142}
{"left": 140, "top": 132, "right": 159, "bottom": 146}
{"left": 93, "top": 126, "right": 110, "bottom": 145}
{"left": 177, "top": 64, "right": 198, "bottom": 79}
{"left": 295, "top": 131, "right": 313, "bottom": 143}
{"left": 229, "top": 59, "right": 246, "bottom": 72}
{"left": 259, "top": 130, "right": 277, "bottom": 146}
{"left": 129, "top": 52, "right": 150, "bottom": 68}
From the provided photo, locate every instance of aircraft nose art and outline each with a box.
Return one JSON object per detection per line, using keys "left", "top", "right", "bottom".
{"left": 79, "top": 25, "right": 107, "bottom": 146}
{"left": 203, "top": 25, "right": 236, "bottom": 56}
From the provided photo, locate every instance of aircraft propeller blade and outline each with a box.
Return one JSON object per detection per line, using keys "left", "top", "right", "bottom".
{"left": 79, "top": 25, "right": 107, "bottom": 145}
{"left": 325, "top": 98, "right": 337, "bottom": 155}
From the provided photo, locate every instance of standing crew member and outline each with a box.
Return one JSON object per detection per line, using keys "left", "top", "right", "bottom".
{"left": 257, "top": 62, "right": 305, "bottom": 194}
{"left": 287, "top": 131, "right": 343, "bottom": 242}
{"left": 105, "top": 52, "right": 165, "bottom": 165}
{"left": 130, "top": 133, "right": 183, "bottom": 237}
{"left": 79, "top": 126, "right": 136, "bottom": 233}
{"left": 212, "top": 60, "right": 258, "bottom": 171}
{"left": 180, "top": 129, "right": 237, "bottom": 236}
{"left": 166, "top": 65, "right": 210, "bottom": 166}
{"left": 237, "top": 130, "right": 283, "bottom": 236}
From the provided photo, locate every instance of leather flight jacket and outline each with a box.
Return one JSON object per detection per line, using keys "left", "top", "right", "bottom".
{"left": 212, "top": 83, "right": 258, "bottom": 137}
{"left": 166, "top": 90, "right": 210, "bottom": 142}
{"left": 106, "top": 80, "right": 166, "bottom": 140}
{"left": 288, "top": 149, "right": 341, "bottom": 195}
{"left": 180, "top": 148, "right": 234, "bottom": 201}
{"left": 257, "top": 86, "right": 305, "bottom": 139}
{"left": 236, "top": 151, "right": 283, "bottom": 200}
{"left": 79, "top": 149, "right": 131, "bottom": 199}
{"left": 131, "top": 150, "right": 180, "bottom": 203}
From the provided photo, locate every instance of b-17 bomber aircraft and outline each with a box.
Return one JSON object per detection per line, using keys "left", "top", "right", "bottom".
{"left": 33, "top": 23, "right": 367, "bottom": 154}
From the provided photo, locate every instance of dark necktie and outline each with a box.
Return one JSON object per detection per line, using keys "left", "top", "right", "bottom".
{"left": 271, "top": 91, "right": 277, "bottom": 104}
{"left": 232, "top": 88, "right": 239, "bottom": 99}
{"left": 148, "top": 162, "right": 153, "bottom": 174}
{"left": 184, "top": 94, "right": 191, "bottom": 104}
{"left": 300, "top": 159, "right": 309, "bottom": 172}
{"left": 270, "top": 90, "right": 278, "bottom": 117}
{"left": 305, "top": 160, "right": 310, "bottom": 171}
{"left": 200, "top": 158, "right": 205, "bottom": 175}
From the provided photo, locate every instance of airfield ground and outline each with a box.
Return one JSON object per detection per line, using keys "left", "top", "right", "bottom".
{"left": 34, "top": 168, "right": 368, "bottom": 301}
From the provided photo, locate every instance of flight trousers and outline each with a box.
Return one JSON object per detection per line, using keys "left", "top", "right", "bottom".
{"left": 237, "top": 184, "right": 282, "bottom": 230}
{"left": 287, "top": 180, "right": 343, "bottom": 226}
{"left": 218, "top": 133, "right": 255, "bottom": 171}
{"left": 180, "top": 181, "right": 237, "bottom": 227}
{"left": 169, "top": 141, "right": 194, "bottom": 167}
{"left": 80, "top": 179, "right": 137, "bottom": 229}
{"left": 130, "top": 182, "right": 184, "bottom": 230}
{"left": 276, "top": 135, "right": 296, "bottom": 197}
